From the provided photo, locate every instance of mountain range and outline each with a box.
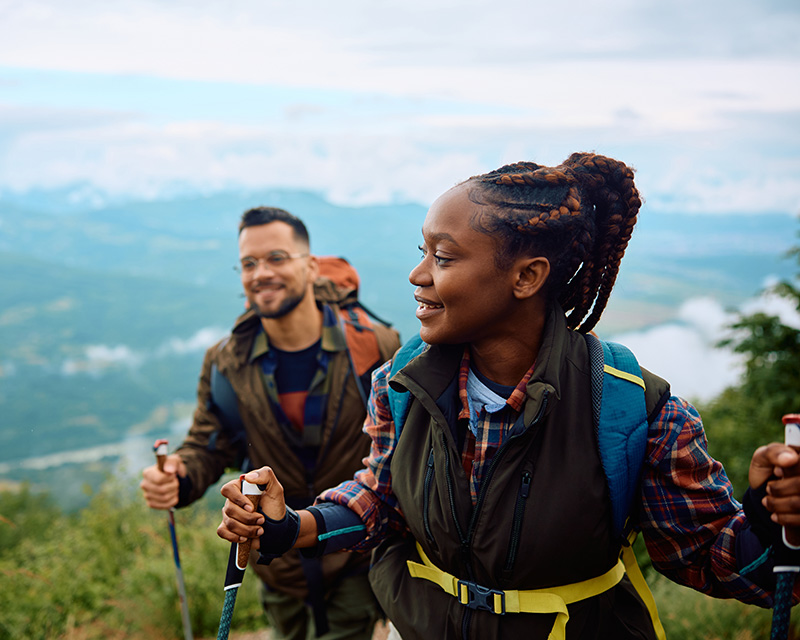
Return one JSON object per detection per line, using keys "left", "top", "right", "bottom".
{"left": 1, "top": 186, "right": 796, "bottom": 509}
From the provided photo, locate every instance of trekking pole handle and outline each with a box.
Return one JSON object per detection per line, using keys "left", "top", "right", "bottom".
{"left": 151, "top": 438, "right": 194, "bottom": 640}
{"left": 237, "top": 479, "right": 262, "bottom": 570}
{"left": 154, "top": 438, "right": 169, "bottom": 473}
{"left": 782, "top": 415, "right": 800, "bottom": 549}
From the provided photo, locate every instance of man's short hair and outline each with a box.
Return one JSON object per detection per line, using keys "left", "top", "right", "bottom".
{"left": 239, "top": 206, "right": 310, "bottom": 245}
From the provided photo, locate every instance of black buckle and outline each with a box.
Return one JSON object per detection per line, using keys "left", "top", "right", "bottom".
{"left": 457, "top": 579, "right": 505, "bottom": 614}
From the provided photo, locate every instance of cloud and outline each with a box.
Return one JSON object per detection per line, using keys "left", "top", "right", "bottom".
{"left": 609, "top": 291, "right": 800, "bottom": 404}
{"left": 0, "top": 1, "right": 798, "bottom": 210}
{"left": 740, "top": 286, "right": 800, "bottom": 329}
{"left": 609, "top": 297, "right": 742, "bottom": 403}
{"left": 3, "top": 1, "right": 798, "bottom": 81}
{"left": 0, "top": 118, "right": 485, "bottom": 205}
{"left": 0, "top": 361, "right": 17, "bottom": 378}
{"left": 1, "top": 104, "right": 798, "bottom": 211}
{"left": 157, "top": 326, "right": 228, "bottom": 355}
{"left": 61, "top": 344, "right": 143, "bottom": 374}
{"left": 60, "top": 326, "right": 228, "bottom": 375}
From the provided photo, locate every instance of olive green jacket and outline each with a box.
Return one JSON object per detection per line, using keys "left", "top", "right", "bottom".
{"left": 370, "top": 307, "right": 667, "bottom": 638}
{"left": 177, "top": 294, "right": 400, "bottom": 599}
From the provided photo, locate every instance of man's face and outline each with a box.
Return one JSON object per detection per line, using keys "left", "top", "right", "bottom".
{"left": 238, "top": 221, "right": 314, "bottom": 319}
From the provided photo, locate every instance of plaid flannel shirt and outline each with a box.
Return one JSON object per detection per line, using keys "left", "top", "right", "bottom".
{"left": 251, "top": 303, "right": 346, "bottom": 450}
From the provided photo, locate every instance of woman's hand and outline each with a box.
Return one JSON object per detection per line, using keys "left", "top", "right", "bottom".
{"left": 217, "top": 466, "right": 286, "bottom": 546}
{"left": 750, "top": 443, "right": 800, "bottom": 536}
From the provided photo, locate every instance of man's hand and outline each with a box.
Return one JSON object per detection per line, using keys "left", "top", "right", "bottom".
{"left": 217, "top": 466, "right": 286, "bottom": 546}
{"left": 750, "top": 443, "right": 800, "bottom": 534}
{"left": 140, "top": 454, "right": 187, "bottom": 510}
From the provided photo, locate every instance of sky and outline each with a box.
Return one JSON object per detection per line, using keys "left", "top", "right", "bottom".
{"left": 0, "top": 0, "right": 799, "bottom": 212}
{"left": 1, "top": 0, "right": 799, "bottom": 403}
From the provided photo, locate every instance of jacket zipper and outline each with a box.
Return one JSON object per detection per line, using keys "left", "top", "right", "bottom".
{"left": 448, "top": 391, "right": 549, "bottom": 638}
{"left": 441, "top": 433, "right": 474, "bottom": 639}
{"left": 441, "top": 433, "right": 467, "bottom": 546}
{"left": 422, "top": 448, "right": 438, "bottom": 550}
{"left": 504, "top": 470, "right": 532, "bottom": 571}
{"left": 468, "top": 392, "right": 548, "bottom": 544}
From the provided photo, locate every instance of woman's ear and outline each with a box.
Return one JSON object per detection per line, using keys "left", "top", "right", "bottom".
{"left": 512, "top": 257, "right": 550, "bottom": 299}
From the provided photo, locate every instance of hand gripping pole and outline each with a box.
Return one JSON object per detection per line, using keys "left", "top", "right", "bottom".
{"left": 217, "top": 477, "right": 262, "bottom": 640}
{"left": 154, "top": 439, "right": 194, "bottom": 640}
{"left": 771, "top": 414, "right": 800, "bottom": 640}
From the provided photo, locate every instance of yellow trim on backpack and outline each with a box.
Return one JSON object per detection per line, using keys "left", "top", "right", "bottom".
{"left": 407, "top": 542, "right": 627, "bottom": 640}
{"left": 621, "top": 532, "right": 667, "bottom": 640}
{"left": 603, "top": 364, "right": 646, "bottom": 389}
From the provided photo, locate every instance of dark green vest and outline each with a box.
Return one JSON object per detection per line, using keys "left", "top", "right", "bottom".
{"left": 369, "top": 309, "right": 669, "bottom": 639}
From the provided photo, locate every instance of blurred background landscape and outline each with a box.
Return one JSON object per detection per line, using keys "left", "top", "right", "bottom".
{"left": 0, "top": 187, "right": 797, "bottom": 510}
{"left": 1, "top": 0, "right": 799, "bottom": 638}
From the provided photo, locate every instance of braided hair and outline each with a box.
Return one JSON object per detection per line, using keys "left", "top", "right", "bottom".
{"left": 467, "top": 153, "right": 641, "bottom": 333}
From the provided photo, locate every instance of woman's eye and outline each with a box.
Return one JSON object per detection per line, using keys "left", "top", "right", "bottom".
{"left": 418, "top": 245, "right": 450, "bottom": 265}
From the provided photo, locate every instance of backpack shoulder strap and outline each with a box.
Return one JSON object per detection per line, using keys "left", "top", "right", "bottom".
{"left": 313, "top": 257, "right": 398, "bottom": 409}
{"left": 585, "top": 333, "right": 649, "bottom": 540}
{"left": 210, "top": 363, "right": 244, "bottom": 434}
{"left": 208, "top": 362, "right": 250, "bottom": 470}
{"left": 335, "top": 305, "right": 396, "bottom": 409}
{"left": 387, "top": 333, "right": 427, "bottom": 440}
{"left": 585, "top": 335, "right": 670, "bottom": 640}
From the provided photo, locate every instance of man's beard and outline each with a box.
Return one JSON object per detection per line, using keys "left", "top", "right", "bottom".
{"left": 251, "top": 288, "right": 306, "bottom": 319}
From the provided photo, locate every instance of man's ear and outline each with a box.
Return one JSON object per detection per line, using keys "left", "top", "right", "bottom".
{"left": 307, "top": 254, "right": 320, "bottom": 280}
{"left": 512, "top": 257, "right": 550, "bottom": 299}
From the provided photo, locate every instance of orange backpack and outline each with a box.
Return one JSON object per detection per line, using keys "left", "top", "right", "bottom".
{"left": 314, "top": 255, "right": 396, "bottom": 406}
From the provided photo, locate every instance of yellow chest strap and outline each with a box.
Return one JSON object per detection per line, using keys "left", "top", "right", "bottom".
{"left": 407, "top": 540, "right": 665, "bottom": 640}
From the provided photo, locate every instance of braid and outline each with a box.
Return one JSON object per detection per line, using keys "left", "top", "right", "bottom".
{"left": 562, "top": 153, "right": 641, "bottom": 330}
{"left": 469, "top": 153, "right": 641, "bottom": 332}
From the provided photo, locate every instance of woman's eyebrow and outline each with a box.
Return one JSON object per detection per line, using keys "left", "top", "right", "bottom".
{"left": 422, "top": 230, "right": 460, "bottom": 247}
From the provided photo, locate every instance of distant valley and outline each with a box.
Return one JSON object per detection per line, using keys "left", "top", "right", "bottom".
{"left": 1, "top": 186, "right": 796, "bottom": 509}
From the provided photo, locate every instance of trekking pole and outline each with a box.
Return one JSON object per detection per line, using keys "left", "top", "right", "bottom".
{"left": 771, "top": 414, "right": 800, "bottom": 640}
{"left": 217, "top": 476, "right": 263, "bottom": 640}
{"left": 153, "top": 439, "right": 194, "bottom": 640}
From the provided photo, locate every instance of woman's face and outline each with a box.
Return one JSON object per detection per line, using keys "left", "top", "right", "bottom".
{"left": 409, "top": 182, "right": 527, "bottom": 347}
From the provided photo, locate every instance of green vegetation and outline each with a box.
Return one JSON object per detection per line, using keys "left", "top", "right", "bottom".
{"left": 700, "top": 234, "right": 800, "bottom": 496}
{"left": 1, "top": 481, "right": 799, "bottom": 639}
{"left": 650, "top": 569, "right": 797, "bottom": 639}
{"left": 631, "top": 532, "right": 799, "bottom": 639}
{"left": 0, "top": 252, "right": 241, "bottom": 465}
{"left": 0, "top": 481, "right": 264, "bottom": 640}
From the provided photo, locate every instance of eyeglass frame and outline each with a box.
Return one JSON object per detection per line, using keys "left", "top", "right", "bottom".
{"left": 233, "top": 251, "right": 310, "bottom": 275}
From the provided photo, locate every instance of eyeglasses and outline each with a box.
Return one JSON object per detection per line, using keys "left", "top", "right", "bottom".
{"left": 234, "top": 251, "right": 310, "bottom": 274}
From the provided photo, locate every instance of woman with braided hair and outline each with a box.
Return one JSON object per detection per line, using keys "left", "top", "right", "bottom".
{"left": 218, "top": 153, "right": 800, "bottom": 639}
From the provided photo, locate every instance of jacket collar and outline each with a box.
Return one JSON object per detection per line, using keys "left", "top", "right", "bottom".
{"left": 393, "top": 304, "right": 571, "bottom": 429}
{"left": 225, "top": 304, "right": 347, "bottom": 367}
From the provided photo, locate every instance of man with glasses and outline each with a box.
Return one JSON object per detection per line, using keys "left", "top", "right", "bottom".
{"left": 141, "top": 206, "right": 400, "bottom": 639}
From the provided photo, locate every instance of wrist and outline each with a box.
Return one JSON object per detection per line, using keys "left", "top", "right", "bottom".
{"left": 255, "top": 505, "right": 301, "bottom": 565}
{"left": 296, "top": 509, "right": 320, "bottom": 547}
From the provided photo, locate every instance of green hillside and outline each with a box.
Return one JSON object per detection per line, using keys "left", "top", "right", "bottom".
{"left": 0, "top": 189, "right": 796, "bottom": 511}
{"left": 0, "top": 253, "right": 239, "bottom": 461}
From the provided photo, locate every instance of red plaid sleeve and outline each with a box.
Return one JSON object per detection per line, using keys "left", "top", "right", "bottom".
{"left": 640, "top": 396, "right": 774, "bottom": 605}
{"left": 317, "top": 360, "right": 408, "bottom": 550}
